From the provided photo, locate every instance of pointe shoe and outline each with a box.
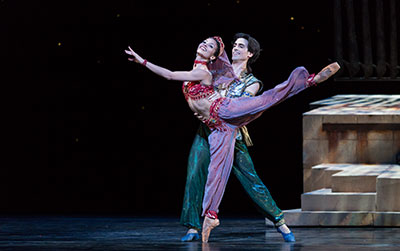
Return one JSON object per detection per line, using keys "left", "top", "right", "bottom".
{"left": 201, "top": 216, "right": 220, "bottom": 243}
{"left": 277, "top": 227, "right": 296, "bottom": 242}
{"left": 309, "top": 62, "right": 341, "bottom": 86}
{"left": 181, "top": 230, "right": 200, "bottom": 242}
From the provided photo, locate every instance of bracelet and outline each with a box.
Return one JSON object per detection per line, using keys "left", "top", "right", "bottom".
{"left": 142, "top": 59, "right": 148, "bottom": 66}
{"left": 306, "top": 73, "right": 316, "bottom": 87}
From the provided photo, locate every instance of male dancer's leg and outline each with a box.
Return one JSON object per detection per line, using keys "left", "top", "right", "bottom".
{"left": 180, "top": 124, "right": 211, "bottom": 231}
{"left": 232, "top": 140, "right": 285, "bottom": 225}
{"left": 181, "top": 126, "right": 273, "bottom": 229}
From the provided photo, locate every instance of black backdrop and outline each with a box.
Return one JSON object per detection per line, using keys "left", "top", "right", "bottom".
{"left": 1, "top": 0, "right": 398, "bottom": 216}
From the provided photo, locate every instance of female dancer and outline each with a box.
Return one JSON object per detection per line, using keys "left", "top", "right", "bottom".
{"left": 125, "top": 36, "right": 340, "bottom": 242}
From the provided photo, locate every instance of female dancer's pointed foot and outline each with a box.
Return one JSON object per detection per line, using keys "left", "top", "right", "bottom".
{"left": 311, "top": 62, "right": 341, "bottom": 85}
{"left": 201, "top": 216, "right": 220, "bottom": 243}
{"left": 181, "top": 228, "right": 200, "bottom": 242}
{"left": 277, "top": 224, "right": 296, "bottom": 242}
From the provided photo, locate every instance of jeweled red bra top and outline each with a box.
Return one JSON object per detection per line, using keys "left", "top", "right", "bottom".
{"left": 182, "top": 81, "right": 215, "bottom": 101}
{"left": 182, "top": 81, "right": 225, "bottom": 130}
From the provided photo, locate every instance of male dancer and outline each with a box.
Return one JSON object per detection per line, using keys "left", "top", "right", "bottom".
{"left": 180, "top": 33, "right": 295, "bottom": 242}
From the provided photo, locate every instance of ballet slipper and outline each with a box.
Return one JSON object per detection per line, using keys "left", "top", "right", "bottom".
{"left": 277, "top": 224, "right": 296, "bottom": 242}
{"left": 308, "top": 62, "right": 341, "bottom": 86}
{"left": 201, "top": 216, "right": 220, "bottom": 243}
{"left": 181, "top": 228, "right": 200, "bottom": 242}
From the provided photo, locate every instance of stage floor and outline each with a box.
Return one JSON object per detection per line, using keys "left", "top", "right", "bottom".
{"left": 0, "top": 216, "right": 400, "bottom": 250}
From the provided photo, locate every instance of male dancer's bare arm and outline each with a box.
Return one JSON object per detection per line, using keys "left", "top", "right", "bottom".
{"left": 243, "top": 82, "right": 260, "bottom": 97}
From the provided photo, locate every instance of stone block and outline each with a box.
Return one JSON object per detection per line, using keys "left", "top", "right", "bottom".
{"left": 356, "top": 114, "right": 394, "bottom": 124}
{"left": 303, "top": 168, "right": 313, "bottom": 193}
{"left": 318, "top": 211, "right": 374, "bottom": 226}
{"left": 332, "top": 176, "right": 376, "bottom": 192}
{"left": 323, "top": 114, "right": 358, "bottom": 124}
{"left": 374, "top": 212, "right": 400, "bottom": 226}
{"left": 301, "top": 189, "right": 376, "bottom": 211}
{"left": 393, "top": 135, "right": 400, "bottom": 156}
{"left": 394, "top": 131, "right": 400, "bottom": 141}
{"left": 309, "top": 164, "right": 352, "bottom": 190}
{"left": 310, "top": 165, "right": 328, "bottom": 191}
{"left": 327, "top": 139, "right": 358, "bottom": 163}
{"left": 303, "top": 115, "right": 324, "bottom": 140}
{"left": 376, "top": 165, "right": 400, "bottom": 211}
{"left": 332, "top": 164, "right": 391, "bottom": 192}
{"left": 393, "top": 115, "right": 400, "bottom": 124}
{"left": 303, "top": 139, "right": 329, "bottom": 170}
{"left": 266, "top": 209, "right": 320, "bottom": 226}
{"left": 275, "top": 209, "right": 374, "bottom": 226}
{"left": 366, "top": 131, "right": 393, "bottom": 141}
{"left": 364, "top": 140, "right": 394, "bottom": 163}
{"left": 323, "top": 164, "right": 355, "bottom": 186}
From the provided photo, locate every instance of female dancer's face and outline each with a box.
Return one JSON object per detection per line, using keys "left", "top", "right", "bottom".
{"left": 197, "top": 38, "right": 218, "bottom": 60}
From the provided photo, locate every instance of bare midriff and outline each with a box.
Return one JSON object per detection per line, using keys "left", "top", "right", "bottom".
{"left": 186, "top": 98, "right": 212, "bottom": 120}
{"left": 182, "top": 81, "right": 221, "bottom": 121}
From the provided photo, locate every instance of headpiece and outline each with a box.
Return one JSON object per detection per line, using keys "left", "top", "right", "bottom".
{"left": 212, "top": 36, "right": 225, "bottom": 57}
{"left": 207, "top": 36, "right": 237, "bottom": 89}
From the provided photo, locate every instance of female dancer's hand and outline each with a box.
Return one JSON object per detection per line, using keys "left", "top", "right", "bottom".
{"left": 194, "top": 113, "right": 207, "bottom": 123}
{"left": 125, "top": 46, "right": 145, "bottom": 64}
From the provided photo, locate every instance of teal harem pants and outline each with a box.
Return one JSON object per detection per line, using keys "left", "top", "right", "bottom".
{"left": 179, "top": 123, "right": 284, "bottom": 230}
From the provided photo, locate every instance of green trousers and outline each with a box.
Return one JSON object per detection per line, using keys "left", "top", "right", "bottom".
{"left": 180, "top": 123, "right": 284, "bottom": 230}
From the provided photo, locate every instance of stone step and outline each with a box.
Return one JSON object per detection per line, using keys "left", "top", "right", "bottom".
{"left": 266, "top": 209, "right": 400, "bottom": 227}
{"left": 310, "top": 163, "right": 357, "bottom": 191}
{"left": 310, "top": 164, "right": 400, "bottom": 193}
{"left": 301, "top": 188, "right": 376, "bottom": 211}
{"left": 376, "top": 165, "right": 400, "bottom": 211}
{"left": 331, "top": 164, "right": 392, "bottom": 192}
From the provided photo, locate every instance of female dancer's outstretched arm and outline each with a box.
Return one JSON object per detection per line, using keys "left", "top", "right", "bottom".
{"left": 125, "top": 46, "right": 212, "bottom": 84}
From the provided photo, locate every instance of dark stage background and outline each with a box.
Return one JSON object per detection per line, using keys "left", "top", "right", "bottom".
{"left": 1, "top": 1, "right": 399, "bottom": 216}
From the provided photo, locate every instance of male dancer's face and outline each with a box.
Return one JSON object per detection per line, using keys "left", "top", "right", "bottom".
{"left": 231, "top": 38, "right": 253, "bottom": 62}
